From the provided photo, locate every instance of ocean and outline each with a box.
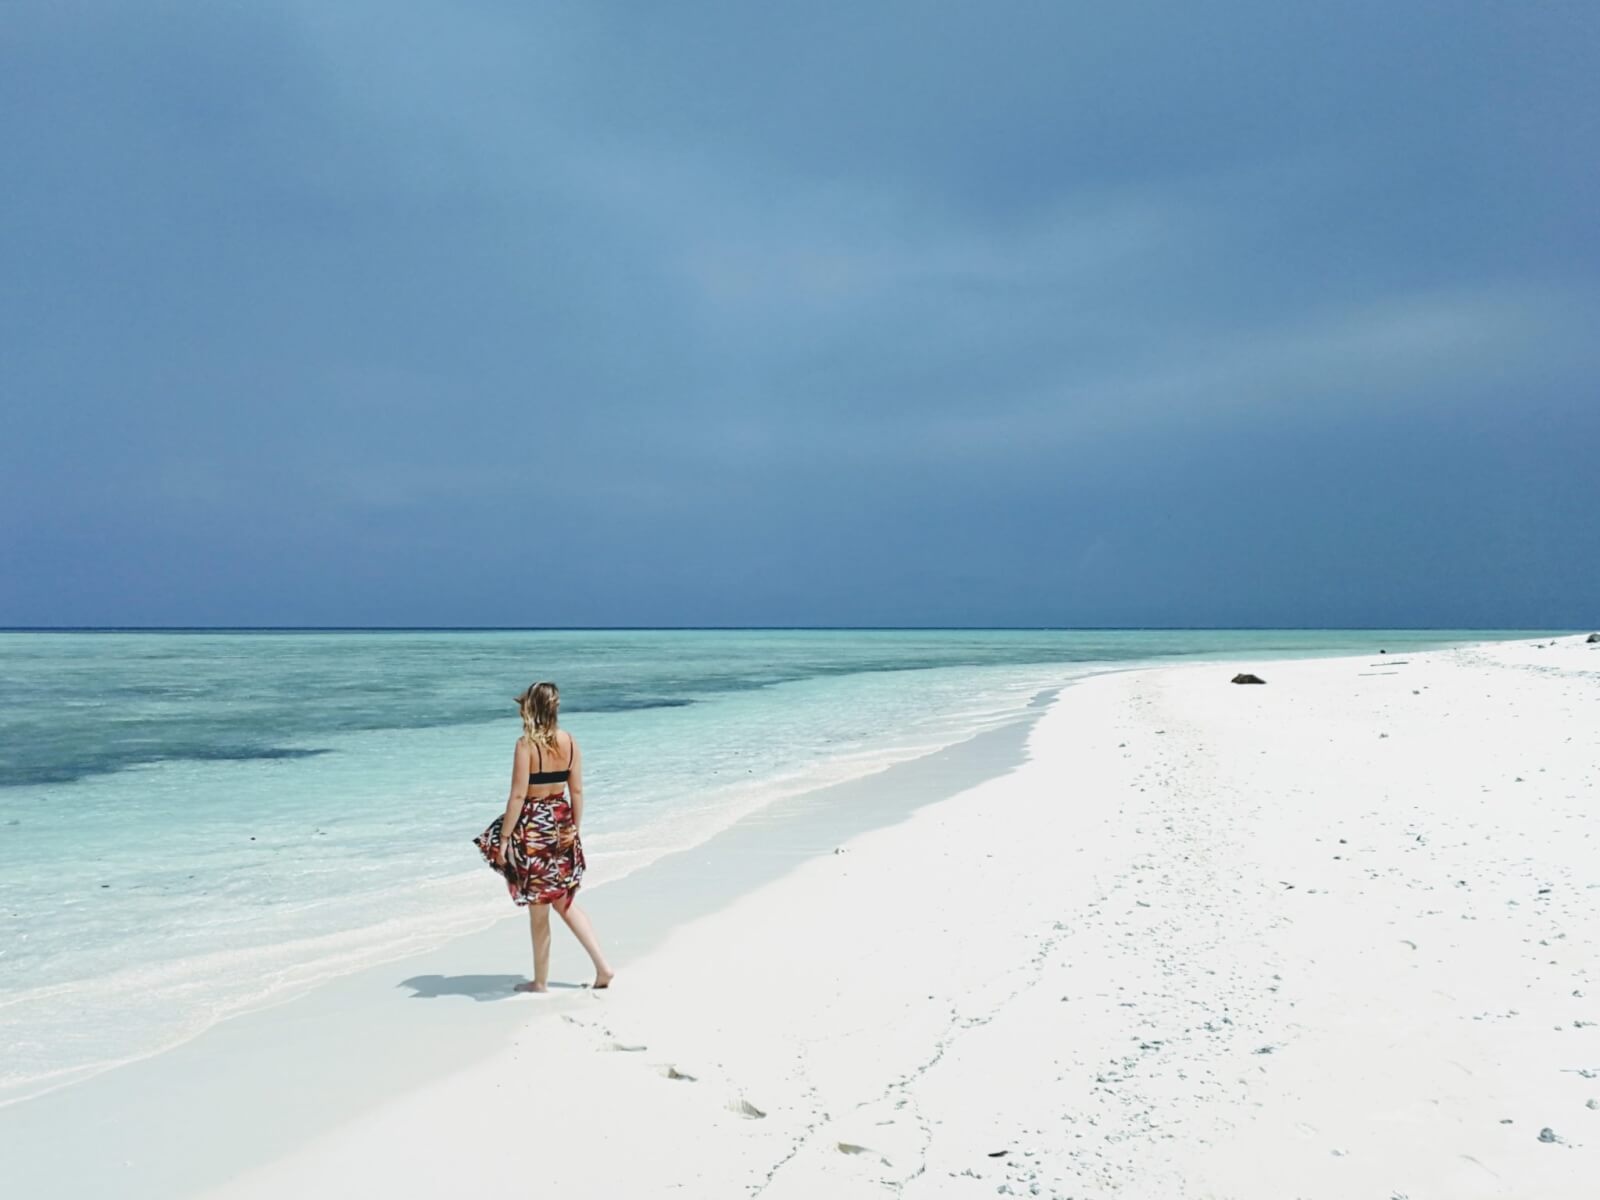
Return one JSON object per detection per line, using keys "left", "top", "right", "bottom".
{"left": 0, "top": 628, "right": 1523, "bottom": 1105}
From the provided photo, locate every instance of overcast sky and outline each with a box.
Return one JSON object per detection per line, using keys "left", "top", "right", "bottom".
{"left": 3, "top": 2, "right": 1596, "bottom": 628}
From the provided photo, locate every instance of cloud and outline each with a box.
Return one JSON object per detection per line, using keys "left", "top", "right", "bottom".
{"left": 1, "top": 1, "right": 1596, "bottom": 626}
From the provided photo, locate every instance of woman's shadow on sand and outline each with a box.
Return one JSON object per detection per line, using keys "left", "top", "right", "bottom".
{"left": 398, "top": 974, "right": 584, "bottom": 1001}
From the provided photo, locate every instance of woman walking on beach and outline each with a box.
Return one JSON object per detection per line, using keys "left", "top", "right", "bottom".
{"left": 475, "top": 682, "right": 614, "bottom": 993}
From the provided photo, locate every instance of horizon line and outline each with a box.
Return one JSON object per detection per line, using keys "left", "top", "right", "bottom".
{"left": 0, "top": 624, "right": 1573, "bottom": 634}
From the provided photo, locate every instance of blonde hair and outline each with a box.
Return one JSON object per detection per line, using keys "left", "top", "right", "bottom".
{"left": 518, "top": 681, "right": 561, "bottom": 752}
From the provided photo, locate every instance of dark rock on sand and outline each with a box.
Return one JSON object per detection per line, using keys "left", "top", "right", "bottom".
{"left": 1231, "top": 673, "right": 1267, "bottom": 685}
{"left": 1587, "top": 633, "right": 1599, "bottom": 643}
{"left": 1538, "top": 1126, "right": 1560, "bottom": 1143}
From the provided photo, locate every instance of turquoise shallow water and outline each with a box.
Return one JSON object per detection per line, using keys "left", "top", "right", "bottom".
{"left": 0, "top": 628, "right": 1537, "bottom": 1104}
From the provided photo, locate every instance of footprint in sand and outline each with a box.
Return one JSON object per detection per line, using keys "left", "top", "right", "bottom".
{"left": 727, "top": 1098, "right": 767, "bottom": 1119}
{"left": 837, "top": 1142, "right": 892, "bottom": 1166}
{"left": 660, "top": 1065, "right": 698, "bottom": 1081}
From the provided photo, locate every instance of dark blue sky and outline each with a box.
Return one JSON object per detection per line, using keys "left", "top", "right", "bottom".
{"left": 3, "top": 2, "right": 1596, "bottom": 628}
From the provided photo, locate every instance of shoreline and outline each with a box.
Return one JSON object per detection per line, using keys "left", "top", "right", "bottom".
{"left": 0, "top": 677, "right": 1069, "bottom": 1198}
{"left": 1, "top": 646, "right": 1091, "bottom": 1112}
{"left": 208, "top": 633, "right": 1598, "bottom": 1199}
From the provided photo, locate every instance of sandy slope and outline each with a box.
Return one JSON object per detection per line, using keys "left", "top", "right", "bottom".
{"left": 213, "top": 635, "right": 1600, "bottom": 1199}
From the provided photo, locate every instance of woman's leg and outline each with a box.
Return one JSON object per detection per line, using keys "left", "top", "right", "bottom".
{"left": 516, "top": 903, "right": 552, "bottom": 992}
{"left": 555, "top": 901, "right": 614, "bottom": 988}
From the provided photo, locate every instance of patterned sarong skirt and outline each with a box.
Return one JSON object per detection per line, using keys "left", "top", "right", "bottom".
{"left": 474, "top": 793, "right": 585, "bottom": 910}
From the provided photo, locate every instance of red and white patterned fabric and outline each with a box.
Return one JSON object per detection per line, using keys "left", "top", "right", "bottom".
{"left": 474, "top": 793, "right": 585, "bottom": 910}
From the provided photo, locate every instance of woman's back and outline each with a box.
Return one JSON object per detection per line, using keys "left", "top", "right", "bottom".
{"left": 525, "top": 731, "right": 575, "bottom": 798}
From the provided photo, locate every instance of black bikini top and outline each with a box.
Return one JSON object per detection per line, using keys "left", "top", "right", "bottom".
{"left": 527, "top": 737, "right": 572, "bottom": 786}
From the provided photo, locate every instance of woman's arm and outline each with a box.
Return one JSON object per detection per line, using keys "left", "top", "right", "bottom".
{"left": 567, "top": 735, "right": 584, "bottom": 831}
{"left": 497, "top": 738, "right": 530, "bottom": 864}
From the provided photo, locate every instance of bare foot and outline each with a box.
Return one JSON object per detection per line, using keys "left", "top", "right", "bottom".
{"left": 514, "top": 981, "right": 548, "bottom": 994}
{"left": 592, "top": 970, "right": 615, "bottom": 990}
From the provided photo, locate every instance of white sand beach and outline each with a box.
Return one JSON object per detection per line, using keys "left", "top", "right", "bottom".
{"left": 205, "top": 635, "right": 1599, "bottom": 1199}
